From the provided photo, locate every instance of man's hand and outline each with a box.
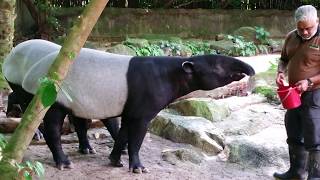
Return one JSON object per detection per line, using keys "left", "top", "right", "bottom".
{"left": 295, "top": 79, "right": 309, "bottom": 92}
{"left": 276, "top": 72, "right": 286, "bottom": 86}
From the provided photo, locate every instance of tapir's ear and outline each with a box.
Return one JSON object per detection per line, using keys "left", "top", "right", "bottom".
{"left": 182, "top": 61, "right": 194, "bottom": 73}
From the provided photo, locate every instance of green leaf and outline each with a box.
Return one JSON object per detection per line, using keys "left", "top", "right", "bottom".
{"left": 25, "top": 161, "right": 33, "bottom": 168}
{"left": 51, "top": 72, "right": 60, "bottom": 81}
{"left": 68, "top": 51, "right": 76, "bottom": 60}
{"left": 39, "top": 77, "right": 57, "bottom": 107}
{"left": 34, "top": 161, "right": 45, "bottom": 177}
{"left": 24, "top": 172, "right": 32, "bottom": 180}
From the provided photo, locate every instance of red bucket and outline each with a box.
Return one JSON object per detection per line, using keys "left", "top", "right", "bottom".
{"left": 277, "top": 86, "right": 301, "bottom": 109}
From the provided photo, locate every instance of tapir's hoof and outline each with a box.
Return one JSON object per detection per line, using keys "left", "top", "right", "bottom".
{"left": 56, "top": 162, "right": 74, "bottom": 170}
{"left": 109, "top": 156, "right": 123, "bottom": 167}
{"left": 79, "top": 148, "right": 96, "bottom": 154}
{"left": 33, "top": 129, "right": 43, "bottom": 141}
{"left": 130, "top": 167, "right": 150, "bottom": 174}
{"left": 89, "top": 148, "right": 97, "bottom": 154}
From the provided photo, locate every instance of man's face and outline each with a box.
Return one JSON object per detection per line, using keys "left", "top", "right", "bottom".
{"left": 297, "top": 18, "right": 319, "bottom": 40}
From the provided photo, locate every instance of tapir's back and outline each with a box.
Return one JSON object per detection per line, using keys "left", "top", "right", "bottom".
{"left": 4, "top": 39, "right": 133, "bottom": 119}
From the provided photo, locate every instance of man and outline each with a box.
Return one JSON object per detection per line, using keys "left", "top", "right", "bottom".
{"left": 274, "top": 5, "right": 320, "bottom": 180}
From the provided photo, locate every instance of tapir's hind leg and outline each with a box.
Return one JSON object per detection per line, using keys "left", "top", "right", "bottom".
{"left": 6, "top": 91, "right": 22, "bottom": 117}
{"left": 101, "top": 117, "right": 120, "bottom": 140}
{"left": 101, "top": 117, "right": 128, "bottom": 154}
{"left": 70, "top": 116, "right": 96, "bottom": 154}
{"left": 42, "top": 103, "right": 70, "bottom": 170}
{"left": 6, "top": 83, "right": 43, "bottom": 140}
{"left": 109, "top": 117, "right": 129, "bottom": 167}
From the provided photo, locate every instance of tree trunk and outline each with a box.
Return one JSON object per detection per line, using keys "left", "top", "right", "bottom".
{"left": 0, "top": 0, "right": 109, "bottom": 179}
{"left": 0, "top": 0, "right": 15, "bottom": 88}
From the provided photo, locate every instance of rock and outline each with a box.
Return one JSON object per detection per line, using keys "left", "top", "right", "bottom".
{"left": 168, "top": 98, "right": 230, "bottom": 122}
{"left": 233, "top": 26, "right": 256, "bottom": 42}
{"left": 257, "top": 44, "right": 270, "bottom": 54}
{"left": 215, "top": 34, "right": 225, "bottom": 41}
{"left": 213, "top": 102, "right": 282, "bottom": 136}
{"left": 150, "top": 111, "right": 225, "bottom": 155}
{"left": 179, "top": 44, "right": 193, "bottom": 57}
{"left": 227, "top": 125, "right": 288, "bottom": 168}
{"left": 208, "top": 40, "right": 234, "bottom": 54}
{"left": 105, "top": 44, "right": 137, "bottom": 56}
{"left": 161, "top": 148, "right": 204, "bottom": 165}
{"left": 123, "top": 38, "right": 149, "bottom": 48}
{"left": 269, "top": 39, "right": 284, "bottom": 53}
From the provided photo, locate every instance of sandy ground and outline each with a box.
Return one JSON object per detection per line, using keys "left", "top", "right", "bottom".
{"left": 23, "top": 127, "right": 281, "bottom": 180}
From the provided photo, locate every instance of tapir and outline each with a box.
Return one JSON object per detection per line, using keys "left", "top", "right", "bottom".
{"left": 2, "top": 39, "right": 255, "bottom": 173}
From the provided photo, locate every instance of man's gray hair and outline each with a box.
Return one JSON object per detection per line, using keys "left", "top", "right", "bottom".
{"left": 294, "top": 5, "right": 318, "bottom": 22}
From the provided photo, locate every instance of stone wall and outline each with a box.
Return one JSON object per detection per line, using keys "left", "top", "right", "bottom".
{"left": 16, "top": 8, "right": 296, "bottom": 40}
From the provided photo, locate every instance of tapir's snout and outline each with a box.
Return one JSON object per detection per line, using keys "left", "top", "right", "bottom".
{"left": 246, "top": 65, "right": 255, "bottom": 76}
{"left": 234, "top": 59, "right": 255, "bottom": 77}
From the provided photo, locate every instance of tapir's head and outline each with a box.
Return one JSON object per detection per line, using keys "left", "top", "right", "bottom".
{"left": 183, "top": 54, "right": 255, "bottom": 90}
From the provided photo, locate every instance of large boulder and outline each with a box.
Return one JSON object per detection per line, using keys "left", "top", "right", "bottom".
{"left": 168, "top": 98, "right": 230, "bottom": 122}
{"left": 208, "top": 40, "right": 234, "bottom": 55}
{"left": 150, "top": 111, "right": 225, "bottom": 155}
{"left": 227, "top": 125, "right": 288, "bottom": 168}
{"left": 233, "top": 26, "right": 256, "bottom": 42}
{"left": 213, "top": 101, "right": 281, "bottom": 136}
{"left": 123, "top": 38, "right": 149, "bottom": 48}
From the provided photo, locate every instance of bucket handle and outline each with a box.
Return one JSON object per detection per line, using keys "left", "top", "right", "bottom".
{"left": 280, "top": 87, "right": 299, "bottom": 102}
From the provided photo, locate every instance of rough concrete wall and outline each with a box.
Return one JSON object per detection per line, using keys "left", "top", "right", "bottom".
{"left": 17, "top": 8, "right": 296, "bottom": 40}
{"left": 91, "top": 8, "right": 294, "bottom": 40}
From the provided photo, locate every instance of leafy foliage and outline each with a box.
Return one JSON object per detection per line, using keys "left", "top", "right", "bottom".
{"left": 35, "top": 0, "right": 61, "bottom": 31}
{"left": 126, "top": 44, "right": 164, "bottom": 56}
{"left": 15, "top": 161, "right": 45, "bottom": 180}
{"left": 0, "top": 134, "right": 7, "bottom": 161}
{"left": 158, "top": 41, "right": 182, "bottom": 56}
{"left": 253, "top": 86, "right": 278, "bottom": 103}
{"left": 125, "top": 40, "right": 217, "bottom": 57}
{"left": 184, "top": 41, "right": 217, "bottom": 55}
{"left": 227, "top": 35, "right": 257, "bottom": 56}
{"left": 39, "top": 77, "right": 57, "bottom": 108}
{"left": 255, "top": 26, "right": 270, "bottom": 45}
{"left": 0, "top": 134, "right": 45, "bottom": 180}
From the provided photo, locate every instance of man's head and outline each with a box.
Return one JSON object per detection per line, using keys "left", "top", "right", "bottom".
{"left": 295, "top": 5, "right": 319, "bottom": 40}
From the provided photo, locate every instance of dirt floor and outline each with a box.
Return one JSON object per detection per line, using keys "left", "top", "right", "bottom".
{"left": 23, "top": 127, "right": 280, "bottom": 180}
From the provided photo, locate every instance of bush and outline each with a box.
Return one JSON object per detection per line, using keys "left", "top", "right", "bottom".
{"left": 227, "top": 35, "right": 257, "bottom": 56}
{"left": 253, "top": 86, "right": 279, "bottom": 103}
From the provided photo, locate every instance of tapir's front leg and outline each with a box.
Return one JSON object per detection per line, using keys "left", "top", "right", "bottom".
{"left": 127, "top": 118, "right": 150, "bottom": 174}
{"left": 42, "top": 103, "right": 71, "bottom": 170}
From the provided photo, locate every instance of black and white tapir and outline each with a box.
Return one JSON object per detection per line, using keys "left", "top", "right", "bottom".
{"left": 3, "top": 39, "right": 255, "bottom": 173}
{"left": 4, "top": 39, "right": 120, "bottom": 155}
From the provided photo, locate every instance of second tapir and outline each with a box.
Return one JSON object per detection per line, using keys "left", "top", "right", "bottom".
{"left": 3, "top": 39, "right": 255, "bottom": 173}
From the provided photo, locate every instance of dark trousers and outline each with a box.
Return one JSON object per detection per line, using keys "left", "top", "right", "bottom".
{"left": 285, "top": 88, "right": 320, "bottom": 150}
